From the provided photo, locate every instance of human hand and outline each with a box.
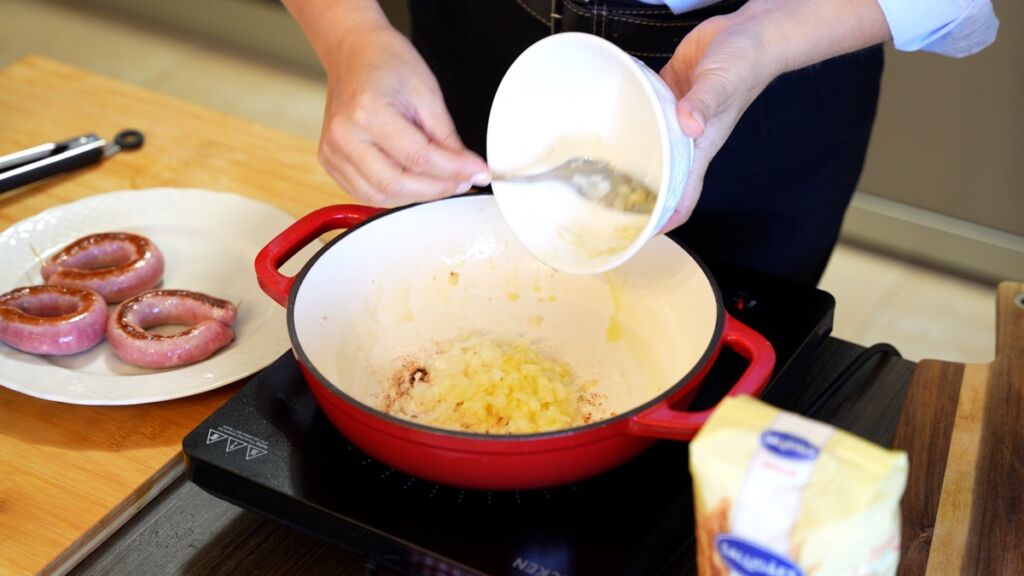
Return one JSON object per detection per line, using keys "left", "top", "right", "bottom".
{"left": 658, "top": 8, "right": 778, "bottom": 232}
{"left": 657, "top": 0, "right": 891, "bottom": 232}
{"left": 318, "top": 22, "right": 490, "bottom": 206}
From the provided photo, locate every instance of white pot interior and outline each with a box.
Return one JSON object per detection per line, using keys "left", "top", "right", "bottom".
{"left": 292, "top": 196, "right": 719, "bottom": 428}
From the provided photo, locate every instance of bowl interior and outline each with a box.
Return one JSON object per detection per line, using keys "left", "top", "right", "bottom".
{"left": 487, "top": 32, "right": 669, "bottom": 274}
{"left": 291, "top": 196, "right": 720, "bottom": 431}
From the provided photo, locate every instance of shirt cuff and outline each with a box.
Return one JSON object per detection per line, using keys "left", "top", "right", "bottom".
{"left": 876, "top": 0, "right": 999, "bottom": 57}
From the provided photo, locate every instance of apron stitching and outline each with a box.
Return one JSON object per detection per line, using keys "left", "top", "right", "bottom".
{"left": 514, "top": 0, "right": 550, "bottom": 25}
{"left": 605, "top": 8, "right": 671, "bottom": 14}
{"left": 607, "top": 13, "right": 700, "bottom": 26}
{"left": 629, "top": 49, "right": 675, "bottom": 57}
{"left": 563, "top": 2, "right": 695, "bottom": 28}
{"left": 568, "top": 1, "right": 671, "bottom": 15}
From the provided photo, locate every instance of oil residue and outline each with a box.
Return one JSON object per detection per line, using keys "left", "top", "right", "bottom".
{"left": 606, "top": 316, "right": 623, "bottom": 342}
{"left": 605, "top": 274, "right": 624, "bottom": 343}
{"left": 507, "top": 292, "right": 520, "bottom": 302}
{"left": 556, "top": 212, "right": 646, "bottom": 259}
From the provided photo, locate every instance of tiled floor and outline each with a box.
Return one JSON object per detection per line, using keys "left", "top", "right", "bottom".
{"left": 1, "top": 0, "right": 999, "bottom": 364}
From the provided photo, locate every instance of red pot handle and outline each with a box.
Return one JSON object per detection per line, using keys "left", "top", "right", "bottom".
{"left": 628, "top": 312, "right": 775, "bottom": 440}
{"left": 254, "top": 204, "right": 383, "bottom": 307}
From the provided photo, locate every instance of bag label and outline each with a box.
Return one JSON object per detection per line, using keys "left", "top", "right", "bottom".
{"left": 760, "top": 431, "right": 820, "bottom": 461}
{"left": 715, "top": 535, "right": 803, "bottom": 576}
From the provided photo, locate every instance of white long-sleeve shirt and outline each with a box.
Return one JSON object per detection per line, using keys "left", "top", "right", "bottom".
{"left": 634, "top": 0, "right": 999, "bottom": 58}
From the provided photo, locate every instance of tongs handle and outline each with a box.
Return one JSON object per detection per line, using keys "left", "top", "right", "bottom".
{"left": 0, "top": 134, "right": 104, "bottom": 194}
{"left": 0, "top": 130, "right": 143, "bottom": 194}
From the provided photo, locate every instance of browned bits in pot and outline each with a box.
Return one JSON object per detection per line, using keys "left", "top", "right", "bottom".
{"left": 382, "top": 360, "right": 429, "bottom": 414}
{"left": 577, "top": 387, "right": 604, "bottom": 426}
{"left": 410, "top": 367, "right": 429, "bottom": 386}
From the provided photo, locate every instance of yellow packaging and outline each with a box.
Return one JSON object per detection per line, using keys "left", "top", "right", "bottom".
{"left": 689, "top": 395, "right": 908, "bottom": 576}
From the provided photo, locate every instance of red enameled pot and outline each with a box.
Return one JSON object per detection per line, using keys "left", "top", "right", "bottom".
{"left": 255, "top": 195, "right": 774, "bottom": 490}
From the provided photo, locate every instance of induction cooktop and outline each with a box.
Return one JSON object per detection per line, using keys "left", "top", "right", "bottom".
{"left": 184, "top": 257, "right": 835, "bottom": 576}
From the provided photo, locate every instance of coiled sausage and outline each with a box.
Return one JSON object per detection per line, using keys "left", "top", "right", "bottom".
{"left": 0, "top": 285, "right": 108, "bottom": 355}
{"left": 42, "top": 232, "right": 164, "bottom": 303}
{"left": 107, "top": 289, "right": 237, "bottom": 369}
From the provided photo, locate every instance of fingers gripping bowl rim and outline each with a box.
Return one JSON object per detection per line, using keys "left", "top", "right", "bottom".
{"left": 255, "top": 195, "right": 774, "bottom": 490}
{"left": 487, "top": 31, "right": 694, "bottom": 275}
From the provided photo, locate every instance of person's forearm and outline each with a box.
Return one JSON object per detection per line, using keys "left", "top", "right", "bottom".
{"left": 280, "top": 0, "right": 392, "bottom": 71}
{"left": 737, "top": 0, "right": 892, "bottom": 76}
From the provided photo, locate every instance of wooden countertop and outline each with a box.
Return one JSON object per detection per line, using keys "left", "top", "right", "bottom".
{"left": 0, "top": 55, "right": 352, "bottom": 576}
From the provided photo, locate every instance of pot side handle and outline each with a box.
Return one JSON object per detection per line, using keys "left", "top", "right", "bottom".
{"left": 254, "top": 204, "right": 383, "bottom": 307}
{"left": 628, "top": 312, "right": 776, "bottom": 441}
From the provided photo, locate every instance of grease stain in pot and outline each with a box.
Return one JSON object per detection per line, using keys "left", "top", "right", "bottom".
{"left": 606, "top": 275, "right": 624, "bottom": 343}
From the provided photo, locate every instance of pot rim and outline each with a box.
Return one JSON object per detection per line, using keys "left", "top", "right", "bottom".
{"left": 287, "top": 194, "right": 725, "bottom": 441}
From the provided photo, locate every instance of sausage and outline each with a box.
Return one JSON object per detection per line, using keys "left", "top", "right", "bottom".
{"left": 41, "top": 232, "right": 164, "bottom": 303}
{"left": 0, "top": 285, "right": 108, "bottom": 355}
{"left": 107, "top": 289, "right": 237, "bottom": 369}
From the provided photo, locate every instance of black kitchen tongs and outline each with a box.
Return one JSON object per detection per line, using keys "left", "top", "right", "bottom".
{"left": 0, "top": 129, "right": 144, "bottom": 194}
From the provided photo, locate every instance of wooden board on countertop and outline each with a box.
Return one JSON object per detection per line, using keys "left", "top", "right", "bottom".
{"left": 893, "top": 281, "right": 1024, "bottom": 575}
{"left": 0, "top": 56, "right": 352, "bottom": 576}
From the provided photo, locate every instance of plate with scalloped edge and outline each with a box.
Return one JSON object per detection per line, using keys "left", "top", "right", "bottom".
{"left": 0, "top": 188, "right": 319, "bottom": 405}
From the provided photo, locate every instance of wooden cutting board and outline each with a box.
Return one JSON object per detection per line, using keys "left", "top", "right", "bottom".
{"left": 0, "top": 56, "right": 351, "bottom": 575}
{"left": 893, "top": 280, "right": 1023, "bottom": 575}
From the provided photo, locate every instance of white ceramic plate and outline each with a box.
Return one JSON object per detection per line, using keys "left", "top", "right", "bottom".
{"left": 0, "top": 188, "right": 316, "bottom": 405}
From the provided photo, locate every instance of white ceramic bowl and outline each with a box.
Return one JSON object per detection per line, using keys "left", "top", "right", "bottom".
{"left": 487, "top": 32, "right": 694, "bottom": 274}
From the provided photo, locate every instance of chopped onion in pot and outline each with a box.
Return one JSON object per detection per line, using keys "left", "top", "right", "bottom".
{"left": 380, "top": 334, "right": 608, "bottom": 434}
